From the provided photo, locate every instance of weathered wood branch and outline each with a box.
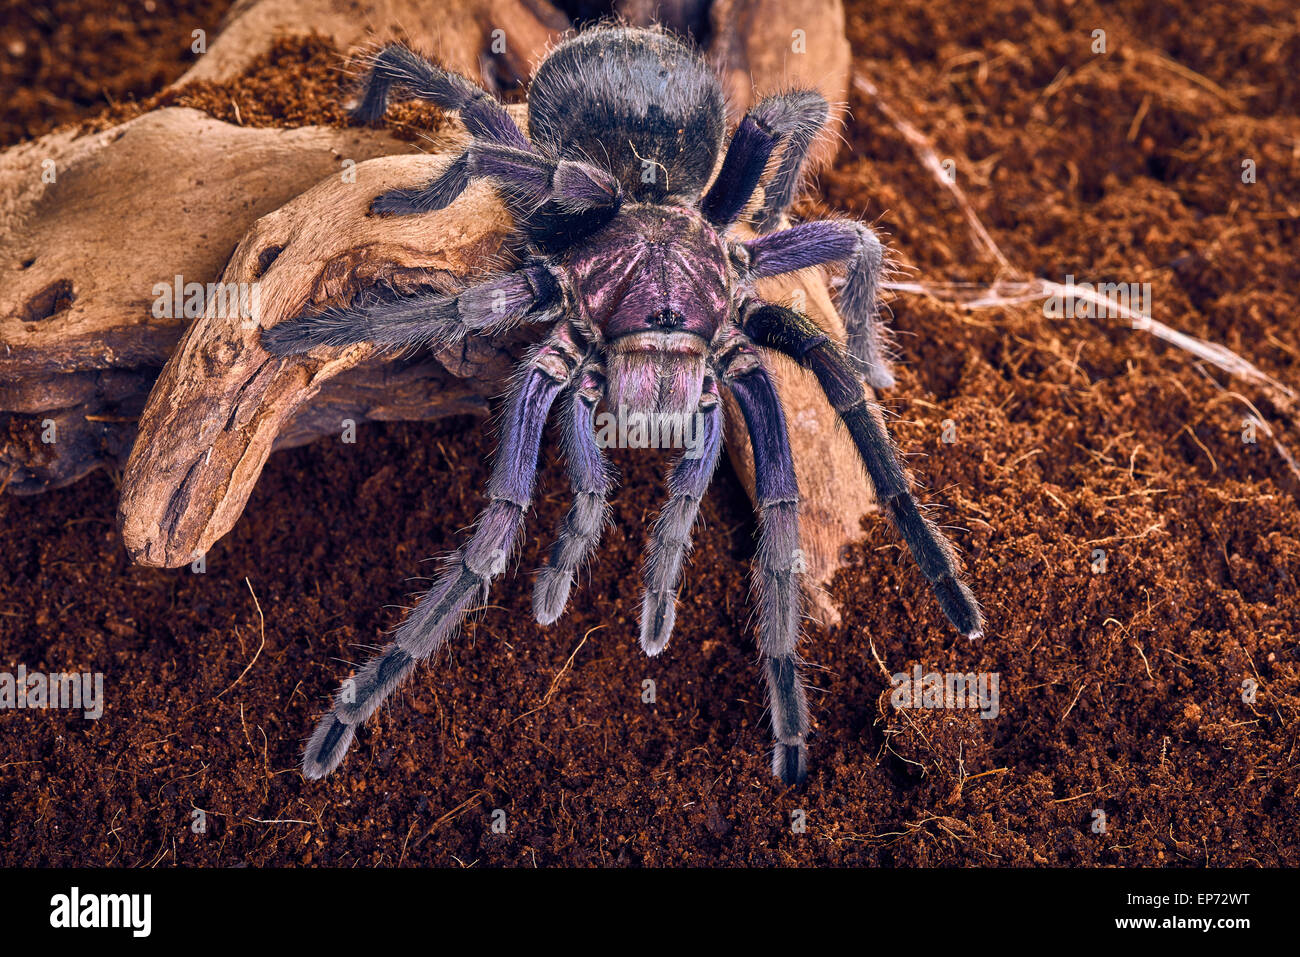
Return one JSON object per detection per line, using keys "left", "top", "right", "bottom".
{"left": 117, "top": 150, "right": 520, "bottom": 567}
{"left": 176, "top": 0, "right": 570, "bottom": 91}
{"left": 0, "top": 107, "right": 434, "bottom": 490}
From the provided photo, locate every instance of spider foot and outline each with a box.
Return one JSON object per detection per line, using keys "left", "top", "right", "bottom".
{"left": 934, "top": 576, "right": 983, "bottom": 639}
{"left": 860, "top": 361, "right": 897, "bottom": 391}
{"left": 370, "top": 188, "right": 436, "bottom": 217}
{"left": 774, "top": 740, "right": 808, "bottom": 786}
{"left": 534, "top": 488, "right": 609, "bottom": 626}
{"left": 369, "top": 185, "right": 455, "bottom": 217}
{"left": 302, "top": 714, "right": 357, "bottom": 780}
{"left": 639, "top": 590, "right": 676, "bottom": 657}
{"left": 532, "top": 565, "right": 575, "bottom": 626}
{"left": 370, "top": 155, "right": 471, "bottom": 216}
{"left": 845, "top": 337, "right": 897, "bottom": 391}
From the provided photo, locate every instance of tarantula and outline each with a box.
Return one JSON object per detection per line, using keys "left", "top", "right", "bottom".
{"left": 262, "top": 24, "right": 982, "bottom": 785}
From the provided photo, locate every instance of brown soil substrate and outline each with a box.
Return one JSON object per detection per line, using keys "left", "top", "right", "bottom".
{"left": 2, "top": 0, "right": 1299, "bottom": 866}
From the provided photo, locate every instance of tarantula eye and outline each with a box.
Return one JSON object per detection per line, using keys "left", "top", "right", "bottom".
{"left": 650, "top": 307, "right": 685, "bottom": 329}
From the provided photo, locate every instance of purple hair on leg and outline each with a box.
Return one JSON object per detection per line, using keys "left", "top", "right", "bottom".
{"left": 301, "top": 329, "right": 579, "bottom": 779}
{"left": 262, "top": 262, "right": 560, "bottom": 356}
{"left": 725, "top": 358, "right": 809, "bottom": 785}
{"left": 742, "top": 220, "right": 894, "bottom": 389}
{"left": 638, "top": 376, "right": 725, "bottom": 656}
{"left": 534, "top": 369, "right": 613, "bottom": 625}
{"left": 740, "top": 300, "right": 983, "bottom": 639}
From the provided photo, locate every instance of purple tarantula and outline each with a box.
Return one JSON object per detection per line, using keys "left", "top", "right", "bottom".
{"left": 262, "top": 24, "right": 982, "bottom": 785}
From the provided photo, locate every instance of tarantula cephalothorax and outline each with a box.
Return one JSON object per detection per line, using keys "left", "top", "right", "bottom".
{"left": 262, "top": 24, "right": 983, "bottom": 785}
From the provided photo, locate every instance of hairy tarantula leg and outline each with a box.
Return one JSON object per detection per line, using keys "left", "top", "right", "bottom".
{"left": 374, "top": 146, "right": 623, "bottom": 217}
{"left": 701, "top": 114, "right": 780, "bottom": 228}
{"left": 638, "top": 376, "right": 725, "bottom": 656}
{"left": 718, "top": 342, "right": 809, "bottom": 785}
{"left": 740, "top": 220, "right": 894, "bottom": 389}
{"left": 750, "top": 91, "right": 830, "bottom": 233}
{"left": 701, "top": 90, "right": 829, "bottom": 230}
{"left": 353, "top": 43, "right": 538, "bottom": 215}
{"left": 352, "top": 42, "right": 529, "bottom": 150}
{"left": 261, "top": 260, "right": 562, "bottom": 356}
{"left": 302, "top": 329, "right": 581, "bottom": 779}
{"left": 370, "top": 152, "right": 472, "bottom": 216}
{"left": 742, "top": 301, "right": 983, "bottom": 639}
{"left": 533, "top": 368, "right": 613, "bottom": 626}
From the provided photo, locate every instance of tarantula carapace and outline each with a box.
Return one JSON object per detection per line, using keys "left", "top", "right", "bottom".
{"left": 262, "top": 24, "right": 982, "bottom": 785}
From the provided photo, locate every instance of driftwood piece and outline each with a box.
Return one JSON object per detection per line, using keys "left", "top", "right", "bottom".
{"left": 0, "top": 107, "right": 432, "bottom": 491}
{"left": 2, "top": 0, "right": 870, "bottom": 620}
{"left": 708, "top": 0, "right": 851, "bottom": 127}
{"left": 0, "top": 109, "right": 426, "bottom": 377}
{"left": 117, "top": 151, "right": 517, "bottom": 567}
{"left": 176, "top": 0, "right": 570, "bottom": 91}
{"left": 181, "top": 0, "right": 851, "bottom": 111}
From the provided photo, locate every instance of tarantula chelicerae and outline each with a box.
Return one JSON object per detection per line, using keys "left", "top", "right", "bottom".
{"left": 262, "top": 24, "right": 982, "bottom": 785}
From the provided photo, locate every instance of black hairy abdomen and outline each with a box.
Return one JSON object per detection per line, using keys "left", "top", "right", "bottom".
{"left": 527, "top": 27, "right": 724, "bottom": 204}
